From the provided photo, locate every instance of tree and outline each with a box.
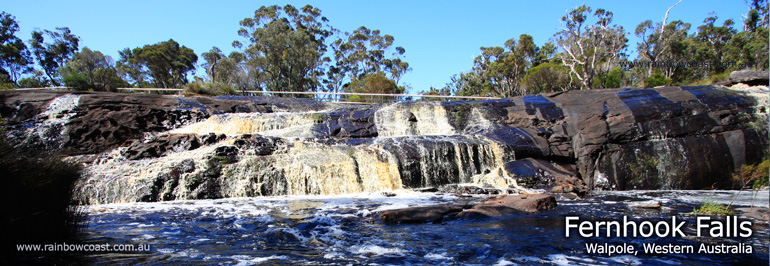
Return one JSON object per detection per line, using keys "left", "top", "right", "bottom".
{"left": 28, "top": 27, "right": 80, "bottom": 86}
{"left": 118, "top": 39, "right": 197, "bottom": 88}
{"left": 0, "top": 12, "right": 33, "bottom": 86}
{"left": 344, "top": 72, "right": 404, "bottom": 102}
{"left": 116, "top": 48, "right": 149, "bottom": 87}
{"left": 726, "top": 0, "right": 769, "bottom": 70}
{"left": 201, "top": 46, "right": 224, "bottom": 82}
{"left": 522, "top": 62, "right": 575, "bottom": 93}
{"left": 17, "top": 70, "right": 50, "bottom": 88}
{"left": 235, "top": 4, "right": 334, "bottom": 94}
{"left": 694, "top": 13, "right": 736, "bottom": 73}
{"left": 330, "top": 26, "right": 410, "bottom": 90}
{"left": 634, "top": 0, "right": 682, "bottom": 80}
{"left": 60, "top": 47, "right": 128, "bottom": 91}
{"left": 552, "top": 5, "right": 628, "bottom": 90}
{"left": 744, "top": 0, "right": 769, "bottom": 32}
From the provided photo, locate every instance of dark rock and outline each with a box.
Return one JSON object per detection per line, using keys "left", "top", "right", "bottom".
{"left": 233, "top": 134, "right": 283, "bottom": 155}
{"left": 123, "top": 133, "right": 227, "bottom": 160}
{"left": 324, "top": 108, "right": 378, "bottom": 138}
{"left": 215, "top": 145, "right": 238, "bottom": 157}
{"left": 378, "top": 205, "right": 463, "bottom": 224}
{"left": 0, "top": 91, "right": 274, "bottom": 155}
{"left": 439, "top": 184, "right": 507, "bottom": 195}
{"left": 729, "top": 70, "right": 769, "bottom": 86}
{"left": 457, "top": 194, "right": 557, "bottom": 219}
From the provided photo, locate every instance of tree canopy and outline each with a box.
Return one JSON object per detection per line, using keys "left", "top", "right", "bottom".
{"left": 61, "top": 47, "right": 128, "bottom": 91}
{"left": 0, "top": 12, "right": 32, "bottom": 86}
{"left": 118, "top": 39, "right": 197, "bottom": 88}
{"left": 29, "top": 27, "right": 80, "bottom": 86}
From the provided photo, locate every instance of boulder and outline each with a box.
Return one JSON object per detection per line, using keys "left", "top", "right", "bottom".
{"left": 378, "top": 205, "right": 464, "bottom": 224}
{"left": 457, "top": 194, "right": 557, "bottom": 219}
{"left": 730, "top": 70, "right": 769, "bottom": 86}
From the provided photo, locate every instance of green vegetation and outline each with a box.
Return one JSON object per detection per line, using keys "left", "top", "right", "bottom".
{"left": 0, "top": 1, "right": 767, "bottom": 96}
{"left": 733, "top": 159, "right": 770, "bottom": 189}
{"left": 61, "top": 47, "right": 128, "bottom": 91}
{"left": 117, "top": 39, "right": 198, "bottom": 88}
{"left": 692, "top": 201, "right": 735, "bottom": 215}
{"left": 183, "top": 81, "right": 237, "bottom": 96}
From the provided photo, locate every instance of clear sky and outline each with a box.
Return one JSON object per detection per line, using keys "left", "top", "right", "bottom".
{"left": 3, "top": 0, "right": 754, "bottom": 93}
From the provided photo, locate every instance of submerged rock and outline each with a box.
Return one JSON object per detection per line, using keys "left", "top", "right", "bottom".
{"left": 456, "top": 194, "right": 557, "bottom": 219}
{"left": 377, "top": 193, "right": 557, "bottom": 224}
{"left": 378, "top": 205, "right": 464, "bottom": 224}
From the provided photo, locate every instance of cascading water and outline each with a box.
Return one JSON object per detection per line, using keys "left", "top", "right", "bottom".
{"left": 76, "top": 100, "right": 517, "bottom": 204}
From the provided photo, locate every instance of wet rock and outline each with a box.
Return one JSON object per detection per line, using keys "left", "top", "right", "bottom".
{"left": 438, "top": 184, "right": 510, "bottom": 195}
{"left": 378, "top": 206, "right": 464, "bottom": 224}
{"left": 0, "top": 91, "right": 274, "bottom": 155}
{"left": 233, "top": 134, "right": 283, "bottom": 155}
{"left": 324, "top": 108, "right": 378, "bottom": 138}
{"left": 457, "top": 194, "right": 557, "bottom": 219}
{"left": 214, "top": 146, "right": 239, "bottom": 162}
{"left": 729, "top": 70, "right": 769, "bottom": 86}
{"left": 123, "top": 133, "right": 227, "bottom": 160}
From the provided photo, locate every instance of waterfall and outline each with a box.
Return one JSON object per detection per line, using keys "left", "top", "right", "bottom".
{"left": 75, "top": 100, "right": 521, "bottom": 204}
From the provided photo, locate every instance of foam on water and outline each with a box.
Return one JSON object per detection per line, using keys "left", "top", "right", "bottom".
{"left": 81, "top": 190, "right": 770, "bottom": 265}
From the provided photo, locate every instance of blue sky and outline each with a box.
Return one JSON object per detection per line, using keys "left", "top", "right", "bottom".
{"left": 3, "top": 0, "right": 754, "bottom": 93}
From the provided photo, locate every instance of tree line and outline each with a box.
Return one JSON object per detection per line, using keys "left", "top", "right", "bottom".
{"left": 0, "top": 4, "right": 410, "bottom": 99}
{"left": 427, "top": 1, "right": 769, "bottom": 98}
{"left": 1, "top": 2, "right": 768, "bottom": 98}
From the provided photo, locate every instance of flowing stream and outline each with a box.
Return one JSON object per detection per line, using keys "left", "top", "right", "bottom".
{"left": 79, "top": 190, "right": 769, "bottom": 265}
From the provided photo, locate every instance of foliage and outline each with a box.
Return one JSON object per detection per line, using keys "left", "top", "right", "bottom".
{"left": 328, "top": 26, "right": 410, "bottom": 94}
{"left": 733, "top": 159, "right": 770, "bottom": 190}
{"left": 28, "top": 27, "right": 80, "bottom": 86}
{"left": 183, "top": 81, "right": 237, "bottom": 96}
{"left": 60, "top": 47, "right": 128, "bottom": 91}
{"left": 118, "top": 39, "right": 197, "bottom": 88}
{"left": 692, "top": 201, "right": 734, "bottom": 215}
{"left": 344, "top": 72, "right": 404, "bottom": 102}
{"left": 16, "top": 70, "right": 50, "bottom": 88}
{"left": 643, "top": 70, "right": 672, "bottom": 87}
{"left": 0, "top": 12, "right": 33, "bottom": 86}
{"left": 0, "top": 137, "right": 84, "bottom": 256}
{"left": 419, "top": 86, "right": 453, "bottom": 101}
{"left": 552, "top": 5, "right": 628, "bottom": 90}
{"left": 522, "top": 62, "right": 574, "bottom": 93}
{"left": 235, "top": 4, "right": 333, "bottom": 94}
{"left": 594, "top": 66, "right": 627, "bottom": 88}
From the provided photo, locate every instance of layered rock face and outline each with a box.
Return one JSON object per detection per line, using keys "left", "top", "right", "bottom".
{"left": 0, "top": 86, "right": 766, "bottom": 204}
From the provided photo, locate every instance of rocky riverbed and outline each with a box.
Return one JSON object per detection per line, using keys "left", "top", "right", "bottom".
{"left": 1, "top": 84, "right": 767, "bottom": 204}
{"left": 2, "top": 80, "right": 769, "bottom": 264}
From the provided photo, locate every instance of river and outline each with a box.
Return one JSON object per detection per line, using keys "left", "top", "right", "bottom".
{"left": 79, "top": 190, "right": 769, "bottom": 265}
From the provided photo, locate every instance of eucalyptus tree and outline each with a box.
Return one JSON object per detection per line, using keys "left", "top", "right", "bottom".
{"left": 325, "top": 26, "right": 410, "bottom": 100}
{"left": 234, "top": 4, "right": 334, "bottom": 94}
{"left": 552, "top": 5, "right": 628, "bottom": 90}
{"left": 29, "top": 27, "right": 80, "bottom": 86}
{"left": 60, "top": 47, "right": 128, "bottom": 91}
{"left": 118, "top": 39, "right": 197, "bottom": 88}
{"left": 0, "top": 12, "right": 33, "bottom": 85}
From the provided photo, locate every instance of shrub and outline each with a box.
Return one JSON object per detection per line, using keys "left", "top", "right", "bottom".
{"left": 644, "top": 71, "right": 672, "bottom": 87}
{"left": 1, "top": 137, "right": 84, "bottom": 260}
{"left": 183, "top": 81, "right": 237, "bottom": 96}
{"left": 733, "top": 159, "right": 770, "bottom": 189}
{"left": 692, "top": 201, "right": 735, "bottom": 215}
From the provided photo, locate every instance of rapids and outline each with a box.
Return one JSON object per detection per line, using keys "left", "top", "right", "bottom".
{"left": 79, "top": 190, "right": 769, "bottom": 265}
